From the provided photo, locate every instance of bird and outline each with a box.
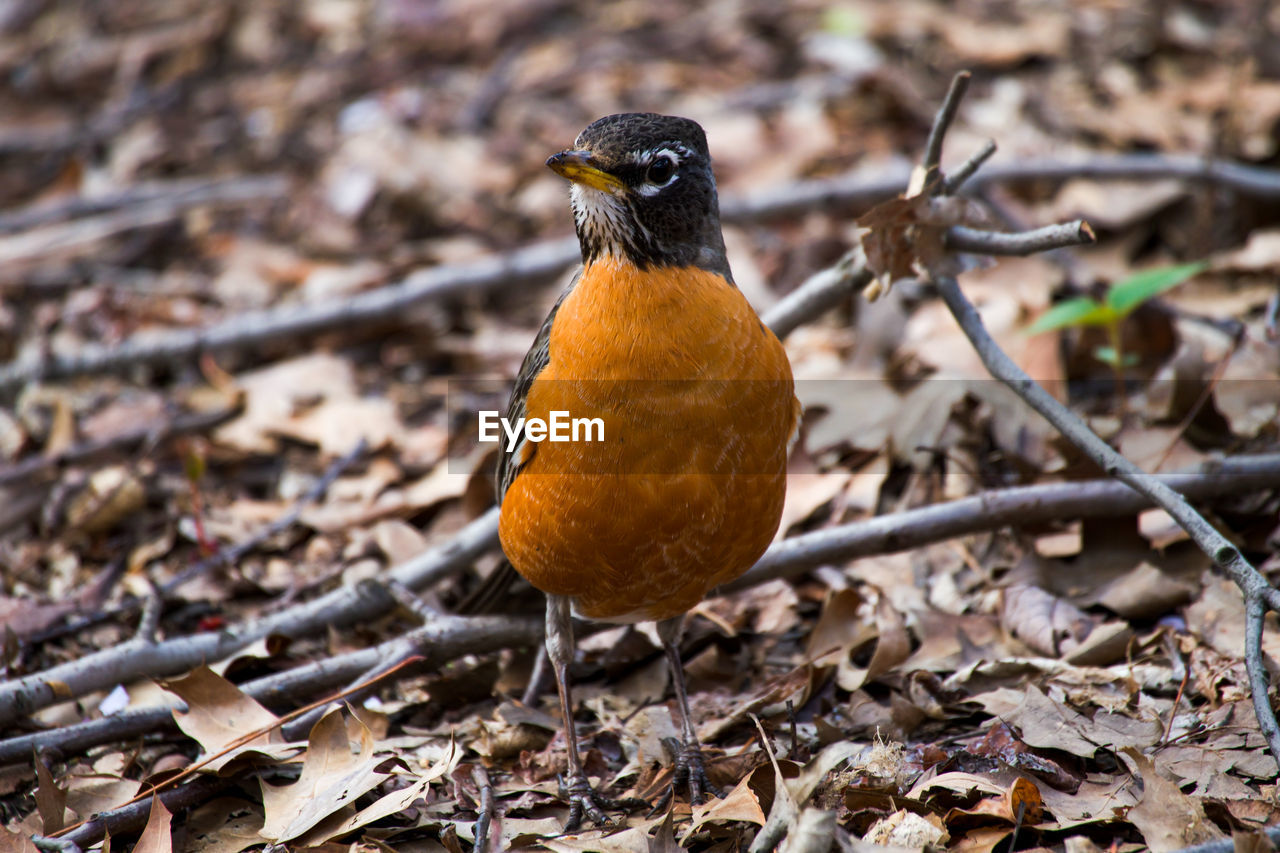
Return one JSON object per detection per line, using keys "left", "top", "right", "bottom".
{"left": 495, "top": 112, "right": 799, "bottom": 830}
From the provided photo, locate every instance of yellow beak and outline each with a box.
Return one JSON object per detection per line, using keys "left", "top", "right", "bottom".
{"left": 546, "top": 150, "right": 627, "bottom": 195}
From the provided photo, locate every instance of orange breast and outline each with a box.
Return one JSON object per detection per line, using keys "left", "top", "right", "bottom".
{"left": 498, "top": 258, "right": 798, "bottom": 622}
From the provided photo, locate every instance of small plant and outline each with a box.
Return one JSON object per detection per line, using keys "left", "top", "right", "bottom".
{"left": 1029, "top": 261, "right": 1207, "bottom": 403}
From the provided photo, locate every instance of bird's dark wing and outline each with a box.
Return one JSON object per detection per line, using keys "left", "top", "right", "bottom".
{"left": 495, "top": 269, "right": 580, "bottom": 503}
{"left": 461, "top": 271, "right": 581, "bottom": 617}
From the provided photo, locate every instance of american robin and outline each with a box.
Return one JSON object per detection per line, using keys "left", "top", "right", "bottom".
{"left": 496, "top": 113, "right": 799, "bottom": 829}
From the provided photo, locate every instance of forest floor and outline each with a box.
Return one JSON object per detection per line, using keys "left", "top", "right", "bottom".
{"left": 4, "top": 0, "right": 1280, "bottom": 851}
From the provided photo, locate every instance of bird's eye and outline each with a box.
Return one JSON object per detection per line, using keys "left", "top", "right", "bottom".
{"left": 646, "top": 156, "right": 677, "bottom": 186}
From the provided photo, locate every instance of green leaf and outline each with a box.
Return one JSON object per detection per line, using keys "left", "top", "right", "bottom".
{"left": 1028, "top": 296, "right": 1115, "bottom": 334}
{"left": 1093, "top": 345, "right": 1139, "bottom": 367}
{"left": 821, "top": 5, "right": 863, "bottom": 36}
{"left": 1105, "top": 261, "right": 1207, "bottom": 317}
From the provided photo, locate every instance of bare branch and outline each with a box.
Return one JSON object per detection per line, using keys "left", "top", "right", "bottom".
{"left": 164, "top": 438, "right": 369, "bottom": 593}
{"left": 1, "top": 150, "right": 1277, "bottom": 395}
{"left": 0, "top": 403, "right": 240, "bottom": 488}
{"left": 762, "top": 248, "right": 873, "bottom": 338}
{"left": 3, "top": 609, "right": 539, "bottom": 767}
{"left": 933, "top": 273, "right": 1280, "bottom": 769}
{"left": 9, "top": 456, "right": 1278, "bottom": 763}
{"left": 0, "top": 506, "right": 500, "bottom": 726}
{"left": 34, "top": 776, "right": 231, "bottom": 852}
{"left": 945, "top": 221, "right": 1096, "bottom": 256}
{"left": 728, "top": 453, "right": 1280, "bottom": 592}
{"left": 943, "top": 139, "right": 997, "bottom": 195}
{"left": 922, "top": 71, "right": 972, "bottom": 179}
{"left": 0, "top": 237, "right": 580, "bottom": 395}
{"left": 0, "top": 175, "right": 288, "bottom": 234}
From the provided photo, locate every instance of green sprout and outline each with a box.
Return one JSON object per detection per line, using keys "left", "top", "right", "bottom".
{"left": 1029, "top": 260, "right": 1207, "bottom": 404}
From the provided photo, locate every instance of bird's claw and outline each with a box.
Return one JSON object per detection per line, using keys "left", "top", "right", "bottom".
{"left": 559, "top": 772, "right": 610, "bottom": 833}
{"left": 648, "top": 741, "right": 724, "bottom": 816}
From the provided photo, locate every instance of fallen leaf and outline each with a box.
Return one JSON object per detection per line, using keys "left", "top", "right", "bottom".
{"left": 1123, "top": 748, "right": 1224, "bottom": 851}
{"left": 319, "top": 739, "right": 460, "bottom": 842}
{"left": 161, "top": 667, "right": 291, "bottom": 771}
{"left": 259, "top": 709, "right": 387, "bottom": 843}
{"left": 134, "top": 796, "right": 174, "bottom": 853}
{"left": 683, "top": 773, "right": 767, "bottom": 837}
{"left": 34, "top": 755, "right": 67, "bottom": 834}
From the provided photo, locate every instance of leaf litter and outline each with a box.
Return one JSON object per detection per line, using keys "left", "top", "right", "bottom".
{"left": 4, "top": 0, "right": 1280, "bottom": 850}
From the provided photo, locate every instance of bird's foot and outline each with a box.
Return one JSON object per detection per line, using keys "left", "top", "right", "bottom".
{"left": 649, "top": 740, "right": 724, "bottom": 815}
{"left": 560, "top": 772, "right": 634, "bottom": 833}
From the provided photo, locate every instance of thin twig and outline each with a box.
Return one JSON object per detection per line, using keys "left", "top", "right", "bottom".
{"left": 945, "top": 221, "right": 1096, "bottom": 256}
{"left": 921, "top": 71, "right": 971, "bottom": 180}
{"left": 30, "top": 437, "right": 368, "bottom": 646}
{"left": 943, "top": 139, "right": 997, "bottom": 195}
{"left": 0, "top": 175, "right": 289, "bottom": 234}
{"left": 0, "top": 506, "right": 501, "bottom": 725}
{"left": 935, "top": 272, "right": 1280, "bottom": 768}
{"left": 726, "top": 452, "right": 1280, "bottom": 592}
{"left": 0, "top": 403, "right": 241, "bottom": 488}
{"left": 473, "top": 764, "right": 496, "bottom": 853}
{"left": 163, "top": 437, "right": 369, "bottom": 593}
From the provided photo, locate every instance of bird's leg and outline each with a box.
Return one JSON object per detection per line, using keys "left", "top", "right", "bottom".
{"left": 546, "top": 594, "right": 609, "bottom": 831}
{"left": 651, "top": 615, "right": 724, "bottom": 812}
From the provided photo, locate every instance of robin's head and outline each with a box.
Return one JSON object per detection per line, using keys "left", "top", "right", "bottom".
{"left": 547, "top": 113, "right": 730, "bottom": 277}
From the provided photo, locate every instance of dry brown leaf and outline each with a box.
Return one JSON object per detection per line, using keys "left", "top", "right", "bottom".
{"left": 684, "top": 773, "right": 768, "bottom": 835}
{"left": 805, "top": 587, "right": 873, "bottom": 669}
{"left": 1047, "top": 179, "right": 1186, "bottom": 231}
{"left": 319, "top": 740, "right": 459, "bottom": 842}
{"left": 215, "top": 353, "right": 405, "bottom": 456}
{"left": 1123, "top": 748, "right": 1225, "bottom": 852}
{"left": 946, "top": 776, "right": 1044, "bottom": 827}
{"left": 863, "top": 808, "right": 948, "bottom": 847}
{"left": 371, "top": 518, "right": 429, "bottom": 565}
{"left": 838, "top": 591, "right": 912, "bottom": 692}
{"left": 798, "top": 373, "right": 898, "bottom": 456}
{"left": 992, "top": 685, "right": 1162, "bottom": 760}
{"left": 259, "top": 709, "right": 386, "bottom": 843}
{"left": 161, "top": 666, "right": 291, "bottom": 771}
{"left": 1214, "top": 229, "right": 1280, "bottom": 273}
{"left": 1083, "top": 561, "right": 1198, "bottom": 619}
{"left": 34, "top": 755, "right": 67, "bottom": 834}
{"left": 64, "top": 466, "right": 147, "bottom": 535}
{"left": 1000, "top": 583, "right": 1099, "bottom": 658}
{"left": 183, "top": 797, "right": 267, "bottom": 853}
{"left": 134, "top": 796, "right": 174, "bottom": 853}
{"left": 63, "top": 772, "right": 141, "bottom": 827}
{"left": 939, "top": 12, "right": 1070, "bottom": 65}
